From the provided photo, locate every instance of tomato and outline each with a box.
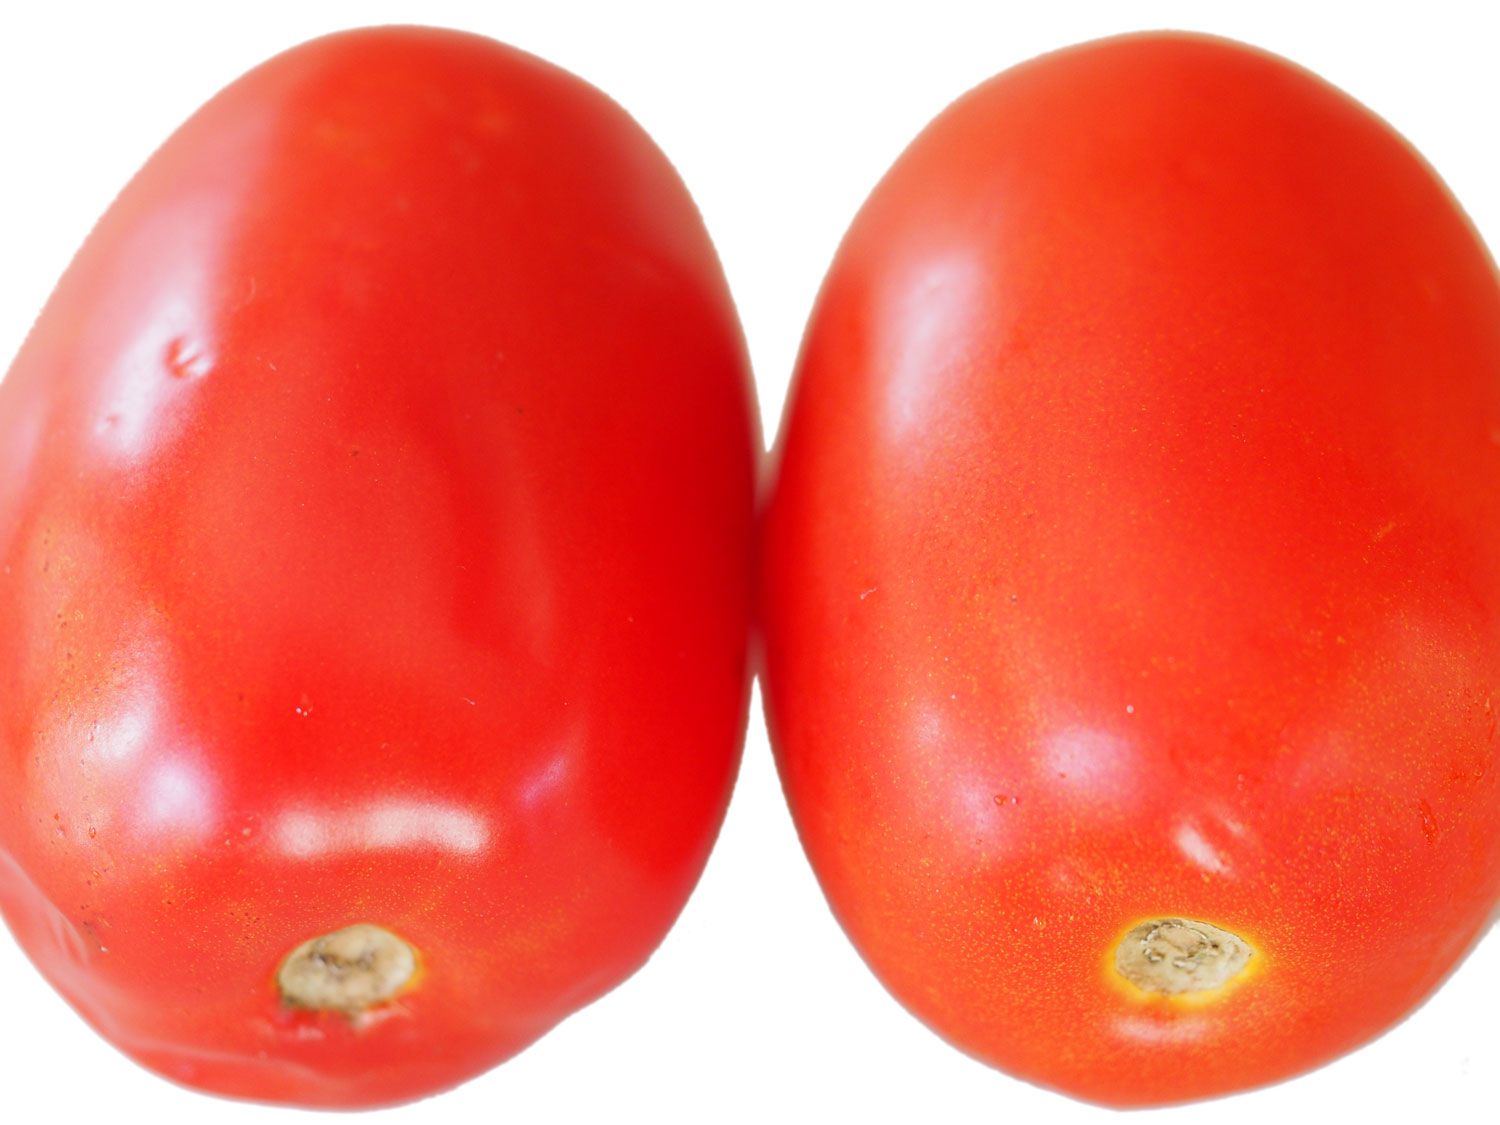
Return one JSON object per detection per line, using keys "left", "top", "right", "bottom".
{"left": 0, "top": 26, "right": 756, "bottom": 1109}
{"left": 761, "top": 32, "right": 1500, "bottom": 1106}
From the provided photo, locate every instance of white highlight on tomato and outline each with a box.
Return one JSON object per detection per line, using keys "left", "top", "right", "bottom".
{"left": 272, "top": 799, "right": 490, "bottom": 859}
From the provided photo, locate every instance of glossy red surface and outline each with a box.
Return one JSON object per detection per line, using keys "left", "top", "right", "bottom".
{"left": 0, "top": 27, "right": 756, "bottom": 1108}
{"left": 761, "top": 33, "right": 1500, "bottom": 1106}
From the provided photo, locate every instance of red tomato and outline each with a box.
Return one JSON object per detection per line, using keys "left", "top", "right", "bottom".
{"left": 762, "top": 32, "right": 1500, "bottom": 1106}
{"left": 0, "top": 27, "right": 756, "bottom": 1109}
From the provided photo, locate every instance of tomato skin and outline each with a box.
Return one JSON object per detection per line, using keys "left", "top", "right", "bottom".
{"left": 0, "top": 27, "right": 756, "bottom": 1109}
{"left": 761, "top": 33, "right": 1500, "bottom": 1106}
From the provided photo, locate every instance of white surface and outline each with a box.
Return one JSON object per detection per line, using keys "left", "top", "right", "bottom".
{"left": 2, "top": 1, "right": 1498, "bottom": 1120}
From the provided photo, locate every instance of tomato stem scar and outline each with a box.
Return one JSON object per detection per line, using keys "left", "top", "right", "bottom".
{"left": 276, "top": 924, "right": 417, "bottom": 1015}
{"left": 1114, "top": 918, "right": 1253, "bottom": 995}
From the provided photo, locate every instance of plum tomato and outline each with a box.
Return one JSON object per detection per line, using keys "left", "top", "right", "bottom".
{"left": 761, "top": 32, "right": 1500, "bottom": 1106}
{"left": 0, "top": 26, "right": 757, "bottom": 1109}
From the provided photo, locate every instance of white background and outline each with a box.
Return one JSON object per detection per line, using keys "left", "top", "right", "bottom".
{"left": 3, "top": 1, "right": 1499, "bottom": 1121}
